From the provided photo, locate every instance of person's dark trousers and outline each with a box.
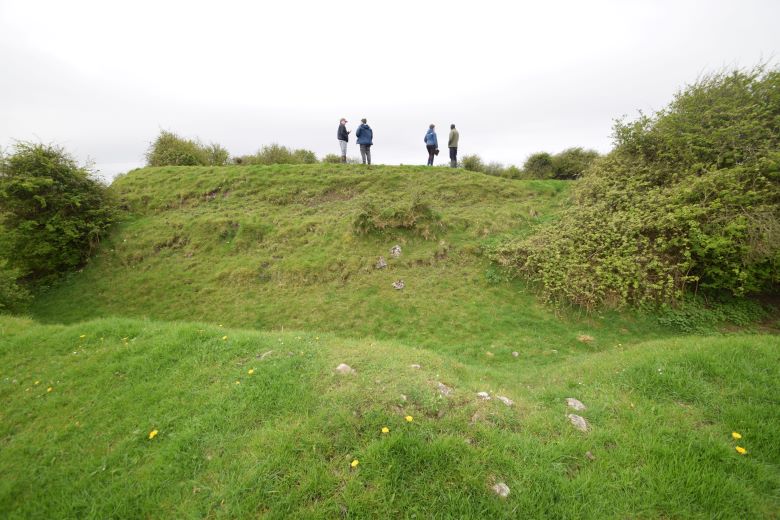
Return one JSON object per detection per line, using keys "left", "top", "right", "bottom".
{"left": 449, "top": 147, "right": 457, "bottom": 167}
{"left": 360, "top": 144, "right": 371, "bottom": 165}
{"left": 426, "top": 145, "right": 436, "bottom": 166}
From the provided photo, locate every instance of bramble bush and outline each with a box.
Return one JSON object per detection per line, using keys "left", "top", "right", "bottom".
{"left": 494, "top": 67, "right": 780, "bottom": 309}
{"left": 0, "top": 142, "right": 116, "bottom": 284}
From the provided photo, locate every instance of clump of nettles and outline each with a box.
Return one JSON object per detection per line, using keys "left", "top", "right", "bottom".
{"left": 494, "top": 67, "right": 780, "bottom": 309}
{"left": 353, "top": 192, "right": 444, "bottom": 240}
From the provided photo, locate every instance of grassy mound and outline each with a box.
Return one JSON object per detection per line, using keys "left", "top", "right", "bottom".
{"left": 32, "top": 164, "right": 666, "bottom": 357}
{"left": 1, "top": 315, "right": 777, "bottom": 518}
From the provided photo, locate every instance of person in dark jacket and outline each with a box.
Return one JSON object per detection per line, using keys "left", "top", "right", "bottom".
{"left": 355, "top": 118, "right": 373, "bottom": 165}
{"left": 424, "top": 124, "right": 438, "bottom": 166}
{"left": 337, "top": 118, "right": 350, "bottom": 163}
{"left": 448, "top": 124, "right": 459, "bottom": 167}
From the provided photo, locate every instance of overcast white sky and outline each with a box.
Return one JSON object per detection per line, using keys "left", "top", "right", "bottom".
{"left": 1, "top": 0, "right": 778, "bottom": 179}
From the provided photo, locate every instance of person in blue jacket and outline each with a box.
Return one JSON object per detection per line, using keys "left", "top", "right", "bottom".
{"left": 424, "top": 124, "right": 438, "bottom": 166}
{"left": 355, "top": 118, "right": 373, "bottom": 165}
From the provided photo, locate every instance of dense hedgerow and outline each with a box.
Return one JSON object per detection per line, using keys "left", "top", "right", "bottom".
{"left": 0, "top": 142, "right": 116, "bottom": 284}
{"left": 461, "top": 148, "right": 598, "bottom": 180}
{"left": 494, "top": 67, "right": 780, "bottom": 309}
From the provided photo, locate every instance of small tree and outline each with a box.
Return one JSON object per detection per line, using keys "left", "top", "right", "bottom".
{"left": 0, "top": 142, "right": 115, "bottom": 283}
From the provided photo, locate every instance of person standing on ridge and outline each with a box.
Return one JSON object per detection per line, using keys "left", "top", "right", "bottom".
{"left": 356, "top": 118, "right": 373, "bottom": 165}
{"left": 448, "top": 124, "right": 459, "bottom": 168}
{"left": 337, "top": 118, "right": 350, "bottom": 163}
{"left": 424, "top": 124, "right": 438, "bottom": 166}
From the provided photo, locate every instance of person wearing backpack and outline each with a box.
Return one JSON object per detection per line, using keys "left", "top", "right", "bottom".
{"left": 355, "top": 118, "right": 373, "bottom": 165}
{"left": 448, "top": 124, "right": 459, "bottom": 168}
{"left": 337, "top": 118, "right": 350, "bottom": 163}
{"left": 424, "top": 124, "right": 438, "bottom": 166}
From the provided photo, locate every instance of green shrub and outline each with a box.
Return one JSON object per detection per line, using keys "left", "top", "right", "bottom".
{"left": 353, "top": 193, "right": 444, "bottom": 239}
{"left": 146, "top": 131, "right": 209, "bottom": 166}
{"left": 523, "top": 152, "right": 555, "bottom": 179}
{"left": 461, "top": 154, "right": 484, "bottom": 173}
{"left": 322, "top": 154, "right": 342, "bottom": 164}
{"left": 0, "top": 260, "right": 30, "bottom": 312}
{"left": 495, "top": 67, "right": 780, "bottom": 309}
{"left": 0, "top": 142, "right": 116, "bottom": 284}
{"left": 204, "top": 143, "right": 230, "bottom": 166}
{"left": 551, "top": 147, "right": 600, "bottom": 179}
{"left": 145, "top": 131, "right": 230, "bottom": 166}
{"left": 236, "top": 144, "right": 319, "bottom": 165}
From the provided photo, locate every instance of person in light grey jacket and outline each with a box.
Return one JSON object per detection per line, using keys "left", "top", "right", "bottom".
{"left": 448, "top": 124, "right": 459, "bottom": 167}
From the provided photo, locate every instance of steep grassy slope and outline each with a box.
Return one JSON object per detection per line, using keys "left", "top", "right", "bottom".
{"left": 1, "top": 315, "right": 777, "bottom": 518}
{"left": 32, "top": 165, "right": 674, "bottom": 360}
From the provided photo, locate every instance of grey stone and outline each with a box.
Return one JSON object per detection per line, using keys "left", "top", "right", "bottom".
{"left": 492, "top": 482, "right": 510, "bottom": 498}
{"left": 390, "top": 245, "right": 402, "bottom": 258}
{"left": 567, "top": 414, "right": 589, "bottom": 432}
{"left": 410, "top": 364, "right": 421, "bottom": 369}
{"left": 511, "top": 351, "right": 519, "bottom": 357}
{"left": 565, "top": 398, "right": 586, "bottom": 411}
{"left": 375, "top": 256, "right": 387, "bottom": 269}
{"left": 335, "top": 363, "right": 355, "bottom": 375}
{"left": 438, "top": 382, "right": 453, "bottom": 397}
{"left": 497, "top": 395, "right": 514, "bottom": 406}
{"left": 392, "top": 279, "right": 405, "bottom": 290}
{"left": 477, "top": 391, "right": 491, "bottom": 400}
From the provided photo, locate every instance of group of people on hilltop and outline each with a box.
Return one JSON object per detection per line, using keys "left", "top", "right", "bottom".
{"left": 337, "top": 119, "right": 459, "bottom": 167}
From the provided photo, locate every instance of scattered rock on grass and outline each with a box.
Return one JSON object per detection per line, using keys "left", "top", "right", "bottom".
{"left": 375, "top": 256, "right": 387, "bottom": 269}
{"left": 410, "top": 364, "right": 421, "bottom": 369}
{"left": 497, "top": 395, "right": 514, "bottom": 406}
{"left": 511, "top": 351, "right": 519, "bottom": 357}
{"left": 585, "top": 451, "right": 596, "bottom": 461}
{"left": 390, "top": 245, "right": 402, "bottom": 258}
{"left": 577, "top": 334, "right": 594, "bottom": 343}
{"left": 492, "top": 482, "right": 510, "bottom": 498}
{"left": 335, "top": 363, "right": 355, "bottom": 375}
{"left": 565, "top": 398, "right": 586, "bottom": 411}
{"left": 438, "top": 382, "right": 453, "bottom": 397}
{"left": 567, "top": 414, "right": 589, "bottom": 432}
{"left": 392, "top": 280, "right": 405, "bottom": 290}
{"left": 477, "top": 391, "right": 491, "bottom": 400}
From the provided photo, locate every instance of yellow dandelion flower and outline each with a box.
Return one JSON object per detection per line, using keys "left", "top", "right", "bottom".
{"left": 34, "top": 380, "right": 40, "bottom": 385}
{"left": 732, "top": 432, "right": 742, "bottom": 440}
{"left": 350, "top": 459, "right": 359, "bottom": 468}
{"left": 405, "top": 415, "right": 414, "bottom": 422}
{"left": 235, "top": 381, "right": 241, "bottom": 385}
{"left": 222, "top": 336, "right": 228, "bottom": 341}
{"left": 735, "top": 446, "right": 747, "bottom": 455}
{"left": 381, "top": 427, "right": 390, "bottom": 434}
{"left": 148, "top": 429, "right": 158, "bottom": 440}
{"left": 79, "top": 334, "right": 86, "bottom": 339}
{"left": 248, "top": 369, "right": 255, "bottom": 375}
{"left": 316, "top": 336, "right": 320, "bottom": 340}
{"left": 47, "top": 387, "right": 53, "bottom": 393}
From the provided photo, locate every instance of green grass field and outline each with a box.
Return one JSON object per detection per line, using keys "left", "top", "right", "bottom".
{"left": 3, "top": 165, "right": 779, "bottom": 518}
